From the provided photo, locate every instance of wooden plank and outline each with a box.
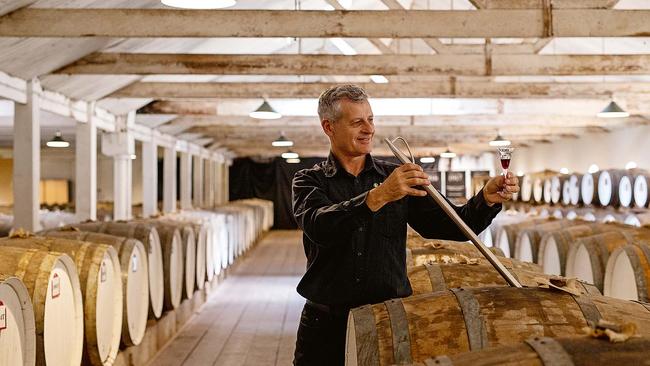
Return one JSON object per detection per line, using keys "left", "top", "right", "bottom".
{"left": 57, "top": 53, "right": 650, "bottom": 76}
{"left": 2, "top": 9, "right": 650, "bottom": 38}
{"left": 113, "top": 81, "right": 650, "bottom": 99}
{"left": 471, "top": 0, "right": 619, "bottom": 8}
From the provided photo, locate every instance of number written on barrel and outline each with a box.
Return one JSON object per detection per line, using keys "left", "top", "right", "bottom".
{"left": 131, "top": 254, "right": 138, "bottom": 273}
{"left": 52, "top": 273, "right": 61, "bottom": 299}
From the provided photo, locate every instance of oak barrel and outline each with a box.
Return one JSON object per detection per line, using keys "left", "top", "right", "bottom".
{"left": 597, "top": 169, "right": 628, "bottom": 207}
{"left": 0, "top": 274, "right": 36, "bottom": 366}
{"left": 537, "top": 224, "right": 619, "bottom": 276}
{"left": 1, "top": 235, "right": 122, "bottom": 366}
{"left": 581, "top": 171, "right": 602, "bottom": 206}
{"left": 422, "top": 335, "right": 650, "bottom": 366}
{"left": 133, "top": 220, "right": 183, "bottom": 311}
{"left": 0, "top": 246, "right": 83, "bottom": 366}
{"left": 71, "top": 222, "right": 165, "bottom": 319}
{"left": 565, "top": 230, "right": 650, "bottom": 292}
{"left": 495, "top": 218, "right": 551, "bottom": 258}
{"left": 633, "top": 172, "right": 650, "bottom": 208}
{"left": 345, "top": 287, "right": 650, "bottom": 366}
{"left": 513, "top": 220, "right": 580, "bottom": 264}
{"left": 40, "top": 230, "right": 148, "bottom": 347}
{"left": 159, "top": 220, "right": 197, "bottom": 300}
{"left": 407, "top": 262, "right": 597, "bottom": 297}
{"left": 604, "top": 234, "right": 650, "bottom": 302}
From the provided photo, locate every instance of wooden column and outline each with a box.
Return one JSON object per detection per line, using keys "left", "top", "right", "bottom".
{"left": 141, "top": 140, "right": 158, "bottom": 217}
{"left": 192, "top": 155, "right": 203, "bottom": 208}
{"left": 179, "top": 151, "right": 192, "bottom": 210}
{"left": 12, "top": 79, "right": 40, "bottom": 231}
{"left": 101, "top": 124, "right": 134, "bottom": 221}
{"left": 163, "top": 147, "right": 177, "bottom": 213}
{"left": 75, "top": 102, "right": 97, "bottom": 221}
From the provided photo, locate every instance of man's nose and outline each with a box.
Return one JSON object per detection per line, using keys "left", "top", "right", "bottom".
{"left": 360, "top": 120, "right": 374, "bottom": 132}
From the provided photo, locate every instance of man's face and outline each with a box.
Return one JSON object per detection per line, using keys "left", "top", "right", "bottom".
{"left": 323, "top": 99, "right": 375, "bottom": 157}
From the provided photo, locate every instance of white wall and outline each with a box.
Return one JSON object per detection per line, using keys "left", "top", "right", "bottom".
{"left": 514, "top": 124, "right": 650, "bottom": 174}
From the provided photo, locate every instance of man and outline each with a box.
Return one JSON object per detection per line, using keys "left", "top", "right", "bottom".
{"left": 291, "top": 85, "right": 519, "bottom": 366}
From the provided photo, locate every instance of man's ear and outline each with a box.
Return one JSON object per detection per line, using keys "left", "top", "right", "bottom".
{"left": 321, "top": 119, "right": 334, "bottom": 137}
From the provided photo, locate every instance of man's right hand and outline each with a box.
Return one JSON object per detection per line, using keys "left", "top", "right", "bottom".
{"left": 366, "top": 163, "right": 429, "bottom": 212}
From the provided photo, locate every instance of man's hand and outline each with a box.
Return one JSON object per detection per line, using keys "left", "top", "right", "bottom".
{"left": 366, "top": 163, "right": 429, "bottom": 212}
{"left": 483, "top": 171, "right": 520, "bottom": 206}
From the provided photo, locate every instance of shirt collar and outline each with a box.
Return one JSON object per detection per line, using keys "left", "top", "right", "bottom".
{"left": 323, "top": 151, "right": 383, "bottom": 178}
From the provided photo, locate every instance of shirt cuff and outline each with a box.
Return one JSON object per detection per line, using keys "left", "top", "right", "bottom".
{"left": 344, "top": 191, "right": 375, "bottom": 218}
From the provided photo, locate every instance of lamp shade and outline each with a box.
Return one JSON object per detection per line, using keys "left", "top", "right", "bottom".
{"left": 440, "top": 148, "right": 456, "bottom": 158}
{"left": 272, "top": 133, "right": 294, "bottom": 147}
{"left": 597, "top": 101, "right": 629, "bottom": 118}
{"left": 489, "top": 133, "right": 511, "bottom": 147}
{"left": 160, "top": 0, "right": 236, "bottom": 9}
{"left": 46, "top": 131, "right": 70, "bottom": 148}
{"left": 281, "top": 150, "right": 299, "bottom": 159}
{"left": 250, "top": 100, "right": 282, "bottom": 120}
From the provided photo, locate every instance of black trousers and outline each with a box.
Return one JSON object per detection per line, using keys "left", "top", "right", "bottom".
{"left": 293, "top": 302, "right": 350, "bottom": 366}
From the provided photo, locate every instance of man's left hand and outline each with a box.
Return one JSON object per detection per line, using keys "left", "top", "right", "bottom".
{"left": 483, "top": 172, "right": 520, "bottom": 206}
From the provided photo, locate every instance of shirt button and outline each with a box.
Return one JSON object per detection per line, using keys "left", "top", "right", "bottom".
{"left": 358, "top": 227, "right": 364, "bottom": 232}
{"left": 357, "top": 252, "right": 362, "bottom": 256}
{"left": 355, "top": 278, "right": 361, "bottom": 283}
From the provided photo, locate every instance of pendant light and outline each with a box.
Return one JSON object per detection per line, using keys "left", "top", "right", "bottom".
{"left": 272, "top": 132, "right": 294, "bottom": 147}
{"left": 46, "top": 131, "right": 70, "bottom": 148}
{"left": 160, "top": 0, "right": 236, "bottom": 9}
{"left": 597, "top": 101, "right": 629, "bottom": 118}
{"left": 489, "top": 132, "right": 511, "bottom": 147}
{"left": 440, "top": 148, "right": 456, "bottom": 158}
{"left": 281, "top": 150, "right": 299, "bottom": 159}
{"left": 250, "top": 100, "right": 282, "bottom": 120}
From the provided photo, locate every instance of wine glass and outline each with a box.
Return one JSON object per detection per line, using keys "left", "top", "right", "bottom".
{"left": 497, "top": 147, "right": 514, "bottom": 177}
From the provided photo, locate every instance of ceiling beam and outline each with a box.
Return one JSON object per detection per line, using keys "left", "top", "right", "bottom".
{"left": 113, "top": 81, "right": 650, "bottom": 99}
{"left": 469, "top": 0, "right": 619, "bottom": 9}
{"left": 1, "top": 9, "right": 649, "bottom": 38}
{"left": 58, "top": 53, "right": 650, "bottom": 76}
{"left": 0, "top": 0, "right": 35, "bottom": 17}
{"left": 165, "top": 114, "right": 640, "bottom": 129}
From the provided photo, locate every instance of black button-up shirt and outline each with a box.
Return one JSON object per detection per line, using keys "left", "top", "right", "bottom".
{"left": 292, "top": 152, "right": 501, "bottom": 307}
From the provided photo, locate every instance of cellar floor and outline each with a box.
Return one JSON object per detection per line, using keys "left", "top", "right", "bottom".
{"left": 149, "top": 230, "right": 306, "bottom": 366}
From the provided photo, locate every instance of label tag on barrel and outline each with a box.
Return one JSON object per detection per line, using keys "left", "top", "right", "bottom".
{"left": 100, "top": 261, "right": 107, "bottom": 283}
{"left": 131, "top": 254, "right": 138, "bottom": 273}
{"left": 52, "top": 273, "right": 61, "bottom": 299}
{"left": 0, "top": 300, "right": 6, "bottom": 330}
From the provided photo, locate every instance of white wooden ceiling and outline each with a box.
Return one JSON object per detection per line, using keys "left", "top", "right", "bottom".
{"left": 0, "top": 0, "right": 650, "bottom": 157}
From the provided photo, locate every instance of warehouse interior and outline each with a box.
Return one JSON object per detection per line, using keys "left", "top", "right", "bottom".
{"left": 1, "top": 0, "right": 650, "bottom": 365}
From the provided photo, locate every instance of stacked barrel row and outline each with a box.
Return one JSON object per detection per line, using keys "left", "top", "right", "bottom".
{"left": 344, "top": 227, "right": 650, "bottom": 366}
{"left": 0, "top": 198, "right": 273, "bottom": 366}
{"left": 517, "top": 168, "right": 650, "bottom": 210}
{"left": 490, "top": 211, "right": 650, "bottom": 303}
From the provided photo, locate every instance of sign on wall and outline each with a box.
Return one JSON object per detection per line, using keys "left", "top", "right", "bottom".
{"left": 445, "top": 171, "right": 466, "bottom": 199}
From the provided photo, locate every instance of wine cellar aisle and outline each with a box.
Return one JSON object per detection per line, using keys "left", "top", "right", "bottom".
{"left": 148, "top": 231, "right": 306, "bottom": 366}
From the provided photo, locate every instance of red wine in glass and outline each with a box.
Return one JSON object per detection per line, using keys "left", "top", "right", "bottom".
{"left": 501, "top": 158, "right": 510, "bottom": 170}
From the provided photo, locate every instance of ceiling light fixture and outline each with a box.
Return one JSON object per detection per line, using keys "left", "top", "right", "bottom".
{"left": 46, "top": 131, "right": 70, "bottom": 148}
{"left": 419, "top": 156, "right": 435, "bottom": 164}
{"left": 286, "top": 158, "right": 301, "bottom": 164}
{"left": 489, "top": 132, "right": 511, "bottom": 147}
{"left": 588, "top": 164, "right": 599, "bottom": 173}
{"left": 440, "top": 148, "right": 456, "bottom": 158}
{"left": 272, "top": 132, "right": 294, "bottom": 147}
{"left": 250, "top": 100, "right": 282, "bottom": 120}
{"left": 597, "top": 101, "right": 629, "bottom": 118}
{"left": 625, "top": 161, "right": 637, "bottom": 170}
{"left": 281, "top": 150, "right": 299, "bottom": 159}
{"left": 160, "top": 0, "right": 236, "bottom": 9}
{"left": 370, "top": 75, "right": 389, "bottom": 84}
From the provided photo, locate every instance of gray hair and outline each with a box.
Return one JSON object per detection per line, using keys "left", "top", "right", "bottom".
{"left": 317, "top": 84, "right": 368, "bottom": 122}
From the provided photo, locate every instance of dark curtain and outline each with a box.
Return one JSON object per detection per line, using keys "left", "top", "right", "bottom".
{"left": 229, "top": 157, "right": 326, "bottom": 229}
{"left": 229, "top": 155, "right": 430, "bottom": 229}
